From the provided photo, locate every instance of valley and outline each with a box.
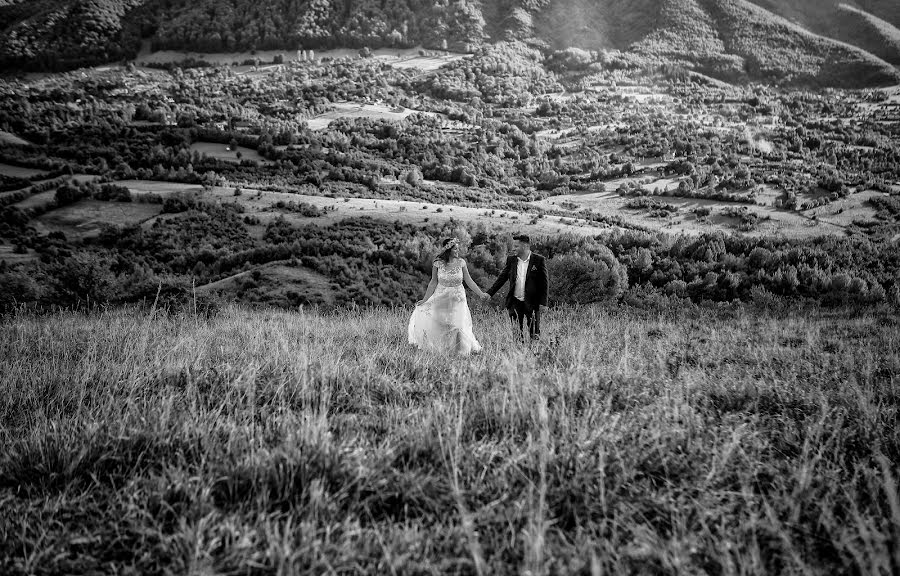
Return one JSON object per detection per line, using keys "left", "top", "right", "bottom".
{"left": 1, "top": 4, "right": 900, "bottom": 575}
{"left": 2, "top": 38, "right": 899, "bottom": 309}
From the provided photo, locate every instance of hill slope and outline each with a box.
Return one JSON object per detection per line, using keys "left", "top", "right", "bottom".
{"left": 833, "top": 3, "right": 900, "bottom": 65}
{"left": 1, "top": 0, "right": 898, "bottom": 86}
{"left": 698, "top": 0, "right": 899, "bottom": 87}
{"left": 523, "top": 0, "right": 900, "bottom": 86}
{"left": 0, "top": 0, "right": 145, "bottom": 71}
{"left": 2, "top": 303, "right": 899, "bottom": 574}
{"left": 750, "top": 0, "right": 900, "bottom": 65}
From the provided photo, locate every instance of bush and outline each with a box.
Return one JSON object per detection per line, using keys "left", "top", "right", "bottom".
{"left": 94, "top": 184, "right": 132, "bottom": 202}
{"left": 547, "top": 250, "right": 628, "bottom": 305}
{"left": 54, "top": 183, "right": 89, "bottom": 206}
{"left": 0, "top": 271, "right": 42, "bottom": 313}
{"left": 44, "top": 253, "right": 116, "bottom": 307}
{"left": 162, "top": 196, "right": 196, "bottom": 213}
{"left": 405, "top": 167, "right": 424, "bottom": 187}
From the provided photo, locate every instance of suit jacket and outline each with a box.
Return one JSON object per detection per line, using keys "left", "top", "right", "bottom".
{"left": 488, "top": 253, "right": 549, "bottom": 309}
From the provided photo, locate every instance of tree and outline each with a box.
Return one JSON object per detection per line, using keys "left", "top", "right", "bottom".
{"left": 405, "top": 167, "right": 423, "bottom": 187}
{"left": 547, "top": 251, "right": 628, "bottom": 305}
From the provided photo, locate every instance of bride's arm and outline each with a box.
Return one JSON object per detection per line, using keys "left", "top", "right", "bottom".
{"left": 418, "top": 264, "right": 439, "bottom": 304}
{"left": 462, "top": 261, "right": 487, "bottom": 299}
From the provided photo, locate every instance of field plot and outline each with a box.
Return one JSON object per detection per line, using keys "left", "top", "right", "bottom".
{"left": 0, "top": 163, "right": 47, "bottom": 179}
{"left": 0, "top": 244, "right": 38, "bottom": 265}
{"left": 190, "top": 142, "right": 269, "bottom": 164}
{"left": 109, "top": 179, "right": 866, "bottom": 240}
{"left": 135, "top": 45, "right": 467, "bottom": 72}
{"left": 136, "top": 49, "right": 294, "bottom": 66}
{"left": 32, "top": 200, "right": 162, "bottom": 240}
{"left": 804, "top": 189, "right": 886, "bottom": 228}
{"left": 534, "top": 189, "right": 840, "bottom": 239}
{"left": 12, "top": 190, "right": 56, "bottom": 210}
{"left": 197, "top": 186, "right": 607, "bottom": 236}
{"left": 307, "top": 102, "right": 433, "bottom": 130}
{"left": 0, "top": 131, "right": 31, "bottom": 146}
{"left": 117, "top": 180, "right": 203, "bottom": 196}
{"left": 387, "top": 50, "right": 469, "bottom": 71}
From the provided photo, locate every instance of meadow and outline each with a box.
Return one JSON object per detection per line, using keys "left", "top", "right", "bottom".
{"left": 1, "top": 301, "right": 898, "bottom": 575}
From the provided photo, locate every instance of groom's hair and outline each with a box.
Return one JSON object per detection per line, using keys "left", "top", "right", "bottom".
{"left": 513, "top": 234, "right": 531, "bottom": 245}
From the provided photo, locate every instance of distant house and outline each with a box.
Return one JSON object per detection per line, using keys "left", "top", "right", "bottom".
{"left": 231, "top": 119, "right": 254, "bottom": 132}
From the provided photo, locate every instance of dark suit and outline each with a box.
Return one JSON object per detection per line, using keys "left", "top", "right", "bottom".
{"left": 488, "top": 253, "right": 549, "bottom": 340}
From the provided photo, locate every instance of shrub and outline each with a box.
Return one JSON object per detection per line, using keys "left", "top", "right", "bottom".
{"left": 405, "top": 167, "right": 424, "bottom": 187}
{"left": 94, "top": 184, "right": 132, "bottom": 202}
{"left": 0, "top": 271, "right": 42, "bottom": 313}
{"left": 44, "top": 253, "right": 116, "bottom": 307}
{"left": 54, "top": 183, "right": 89, "bottom": 206}
{"left": 547, "top": 250, "right": 628, "bottom": 305}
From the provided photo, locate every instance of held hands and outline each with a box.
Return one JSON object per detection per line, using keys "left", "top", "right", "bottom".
{"left": 479, "top": 290, "right": 491, "bottom": 301}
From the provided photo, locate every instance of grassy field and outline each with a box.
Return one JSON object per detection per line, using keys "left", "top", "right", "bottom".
{"left": 190, "top": 142, "right": 269, "bottom": 164}
{"left": 117, "top": 180, "right": 611, "bottom": 237}
{"left": 1, "top": 302, "right": 898, "bottom": 575}
{"left": 31, "top": 200, "right": 162, "bottom": 241}
{"left": 0, "top": 131, "right": 32, "bottom": 147}
{"left": 307, "top": 102, "right": 435, "bottom": 131}
{"left": 0, "top": 244, "right": 37, "bottom": 265}
{"left": 196, "top": 261, "right": 336, "bottom": 305}
{"left": 135, "top": 45, "right": 468, "bottom": 72}
{"left": 0, "top": 162, "right": 46, "bottom": 179}
{"left": 108, "top": 179, "right": 879, "bottom": 240}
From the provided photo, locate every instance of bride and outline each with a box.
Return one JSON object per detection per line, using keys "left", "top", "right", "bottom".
{"left": 408, "top": 237, "right": 489, "bottom": 355}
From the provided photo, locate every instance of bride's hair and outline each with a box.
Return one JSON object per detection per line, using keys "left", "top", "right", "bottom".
{"left": 435, "top": 237, "right": 459, "bottom": 263}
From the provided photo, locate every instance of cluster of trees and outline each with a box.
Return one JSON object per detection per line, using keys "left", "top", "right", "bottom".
{"left": 0, "top": 0, "right": 145, "bottom": 72}
{"left": 3, "top": 191, "right": 898, "bottom": 312}
{"left": 416, "top": 42, "right": 562, "bottom": 107}
{"left": 150, "top": 0, "right": 486, "bottom": 54}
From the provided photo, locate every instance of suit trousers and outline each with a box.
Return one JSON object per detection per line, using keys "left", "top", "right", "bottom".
{"left": 508, "top": 298, "right": 540, "bottom": 340}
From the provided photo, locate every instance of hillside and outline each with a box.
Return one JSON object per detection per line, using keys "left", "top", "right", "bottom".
{"left": 750, "top": 0, "right": 900, "bottom": 65}
{"left": 525, "top": 0, "right": 900, "bottom": 87}
{"left": 2, "top": 0, "right": 899, "bottom": 86}
{"left": 1, "top": 303, "right": 898, "bottom": 574}
{"left": 0, "top": 0, "right": 145, "bottom": 71}
{"left": 834, "top": 3, "right": 900, "bottom": 65}
{"left": 0, "top": 0, "right": 488, "bottom": 71}
{"left": 698, "top": 0, "right": 899, "bottom": 88}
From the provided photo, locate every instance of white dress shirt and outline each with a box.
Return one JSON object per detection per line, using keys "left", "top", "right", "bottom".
{"left": 514, "top": 254, "right": 530, "bottom": 300}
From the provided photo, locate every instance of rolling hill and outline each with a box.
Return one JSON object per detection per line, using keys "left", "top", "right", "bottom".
{"left": 0, "top": 0, "right": 898, "bottom": 87}
{"left": 0, "top": 0, "right": 146, "bottom": 71}
{"left": 750, "top": 0, "right": 900, "bottom": 65}
{"left": 523, "top": 0, "right": 900, "bottom": 87}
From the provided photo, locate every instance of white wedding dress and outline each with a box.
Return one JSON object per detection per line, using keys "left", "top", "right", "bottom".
{"left": 408, "top": 258, "right": 482, "bottom": 355}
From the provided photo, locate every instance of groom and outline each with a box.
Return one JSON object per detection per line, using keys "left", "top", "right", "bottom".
{"left": 487, "top": 234, "right": 549, "bottom": 341}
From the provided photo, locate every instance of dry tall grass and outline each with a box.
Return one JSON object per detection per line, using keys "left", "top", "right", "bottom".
{"left": 1, "top": 303, "right": 898, "bottom": 575}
